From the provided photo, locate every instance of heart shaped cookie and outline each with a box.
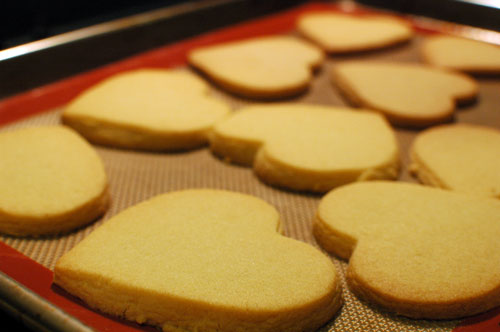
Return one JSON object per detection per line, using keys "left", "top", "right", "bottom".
{"left": 63, "top": 69, "right": 231, "bottom": 151}
{"left": 332, "top": 61, "right": 478, "bottom": 127}
{"left": 0, "top": 126, "right": 109, "bottom": 236}
{"left": 315, "top": 181, "right": 500, "bottom": 319}
{"left": 297, "top": 12, "right": 413, "bottom": 53}
{"left": 54, "top": 189, "right": 341, "bottom": 332}
{"left": 188, "top": 36, "right": 324, "bottom": 98}
{"left": 410, "top": 124, "right": 500, "bottom": 198}
{"left": 209, "top": 104, "right": 399, "bottom": 193}
{"left": 421, "top": 35, "right": 500, "bottom": 74}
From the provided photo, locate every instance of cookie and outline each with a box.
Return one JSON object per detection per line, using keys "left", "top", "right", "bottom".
{"left": 421, "top": 35, "right": 500, "bottom": 74}
{"left": 62, "top": 69, "right": 231, "bottom": 150}
{"left": 332, "top": 61, "right": 478, "bottom": 127}
{"left": 0, "top": 126, "right": 109, "bottom": 236}
{"left": 188, "top": 36, "right": 324, "bottom": 98}
{"left": 54, "top": 189, "right": 341, "bottom": 332}
{"left": 209, "top": 104, "right": 399, "bottom": 192}
{"left": 297, "top": 12, "right": 413, "bottom": 53}
{"left": 410, "top": 124, "right": 500, "bottom": 198}
{"left": 314, "top": 181, "right": 500, "bottom": 319}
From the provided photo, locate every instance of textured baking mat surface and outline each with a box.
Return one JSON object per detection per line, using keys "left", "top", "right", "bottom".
{"left": 1, "top": 3, "right": 500, "bottom": 332}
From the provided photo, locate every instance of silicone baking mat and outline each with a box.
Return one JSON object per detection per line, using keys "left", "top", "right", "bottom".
{"left": 1, "top": 2, "right": 499, "bottom": 331}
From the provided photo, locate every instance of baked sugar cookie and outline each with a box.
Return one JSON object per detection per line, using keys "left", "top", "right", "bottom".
{"left": 315, "top": 181, "right": 500, "bottom": 319}
{"left": 410, "top": 124, "right": 500, "bottom": 198}
{"left": 63, "top": 69, "right": 231, "bottom": 150}
{"left": 421, "top": 35, "right": 500, "bottom": 74}
{"left": 297, "top": 12, "right": 413, "bottom": 53}
{"left": 332, "top": 61, "right": 478, "bottom": 126}
{"left": 54, "top": 189, "right": 341, "bottom": 332}
{"left": 188, "top": 36, "right": 324, "bottom": 98}
{"left": 209, "top": 104, "right": 399, "bottom": 192}
{"left": 0, "top": 126, "right": 109, "bottom": 236}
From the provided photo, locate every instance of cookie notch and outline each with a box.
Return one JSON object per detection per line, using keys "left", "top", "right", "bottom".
{"left": 331, "top": 61, "right": 478, "bottom": 127}
{"left": 188, "top": 36, "right": 324, "bottom": 99}
{"left": 314, "top": 181, "right": 500, "bottom": 319}
{"left": 209, "top": 104, "right": 400, "bottom": 193}
{"left": 62, "top": 69, "right": 231, "bottom": 151}
{"left": 54, "top": 189, "right": 342, "bottom": 332}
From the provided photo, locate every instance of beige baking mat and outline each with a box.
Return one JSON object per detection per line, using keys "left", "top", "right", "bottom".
{"left": 2, "top": 34, "right": 499, "bottom": 331}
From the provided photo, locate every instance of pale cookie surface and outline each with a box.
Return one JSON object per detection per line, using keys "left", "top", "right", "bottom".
{"left": 421, "top": 35, "right": 500, "bottom": 74}
{"left": 209, "top": 104, "right": 399, "bottom": 193}
{"left": 410, "top": 124, "right": 500, "bottom": 198}
{"left": 297, "top": 12, "right": 413, "bottom": 53}
{"left": 188, "top": 36, "right": 324, "bottom": 98}
{"left": 315, "top": 181, "right": 500, "bottom": 319}
{"left": 332, "top": 61, "right": 478, "bottom": 126}
{"left": 0, "top": 126, "right": 109, "bottom": 236}
{"left": 63, "top": 69, "right": 231, "bottom": 150}
{"left": 54, "top": 189, "right": 341, "bottom": 332}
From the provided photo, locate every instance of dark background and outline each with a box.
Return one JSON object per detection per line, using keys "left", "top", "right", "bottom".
{"left": 1, "top": 0, "right": 184, "bottom": 50}
{"left": 1, "top": 0, "right": 499, "bottom": 51}
{"left": 0, "top": 311, "right": 34, "bottom": 332}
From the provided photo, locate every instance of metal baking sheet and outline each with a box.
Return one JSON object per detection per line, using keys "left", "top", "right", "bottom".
{"left": 1, "top": 1, "right": 499, "bottom": 331}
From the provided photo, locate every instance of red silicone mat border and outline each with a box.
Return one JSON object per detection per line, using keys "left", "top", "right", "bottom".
{"left": 0, "top": 2, "right": 499, "bottom": 331}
